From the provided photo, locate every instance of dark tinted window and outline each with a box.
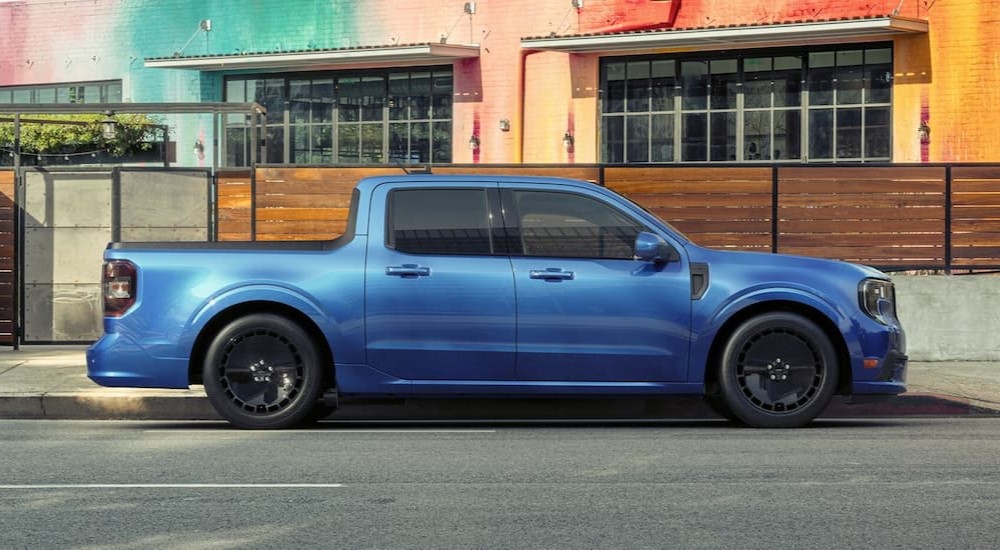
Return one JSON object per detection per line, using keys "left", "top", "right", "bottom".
{"left": 513, "top": 191, "right": 646, "bottom": 259}
{"left": 388, "top": 189, "right": 493, "bottom": 255}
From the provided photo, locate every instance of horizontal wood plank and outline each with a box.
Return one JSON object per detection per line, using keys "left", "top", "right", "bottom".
{"left": 780, "top": 220, "right": 945, "bottom": 233}
{"left": 779, "top": 234, "right": 944, "bottom": 247}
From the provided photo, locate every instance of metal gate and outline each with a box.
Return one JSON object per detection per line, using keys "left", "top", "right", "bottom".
{"left": 19, "top": 167, "right": 212, "bottom": 343}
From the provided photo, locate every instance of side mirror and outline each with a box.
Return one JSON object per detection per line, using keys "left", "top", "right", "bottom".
{"left": 634, "top": 232, "right": 678, "bottom": 264}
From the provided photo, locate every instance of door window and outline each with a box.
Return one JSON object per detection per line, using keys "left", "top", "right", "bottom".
{"left": 511, "top": 191, "right": 646, "bottom": 259}
{"left": 387, "top": 189, "right": 495, "bottom": 255}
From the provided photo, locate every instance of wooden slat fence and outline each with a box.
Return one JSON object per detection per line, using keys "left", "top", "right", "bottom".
{"left": 605, "top": 167, "right": 773, "bottom": 251}
{"left": 950, "top": 167, "right": 1000, "bottom": 268}
{"left": 215, "top": 170, "right": 253, "bottom": 241}
{"left": 776, "top": 167, "right": 947, "bottom": 268}
{"left": 0, "top": 170, "right": 14, "bottom": 345}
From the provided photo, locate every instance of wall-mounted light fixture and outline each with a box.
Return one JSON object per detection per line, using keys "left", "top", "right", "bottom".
{"left": 100, "top": 111, "right": 117, "bottom": 140}
{"left": 193, "top": 139, "right": 205, "bottom": 154}
{"left": 918, "top": 120, "right": 931, "bottom": 144}
{"left": 563, "top": 131, "right": 574, "bottom": 151}
{"left": 464, "top": 2, "right": 476, "bottom": 14}
{"left": 571, "top": 0, "right": 584, "bottom": 8}
{"left": 469, "top": 134, "right": 481, "bottom": 150}
{"left": 499, "top": 119, "right": 510, "bottom": 132}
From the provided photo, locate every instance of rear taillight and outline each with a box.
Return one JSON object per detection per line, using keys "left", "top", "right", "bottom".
{"left": 103, "top": 260, "right": 137, "bottom": 317}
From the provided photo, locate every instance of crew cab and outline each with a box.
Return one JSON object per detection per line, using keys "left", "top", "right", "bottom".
{"left": 87, "top": 175, "right": 907, "bottom": 428}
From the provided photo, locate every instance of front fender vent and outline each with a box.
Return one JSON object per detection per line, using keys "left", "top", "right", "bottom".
{"left": 691, "top": 263, "right": 709, "bottom": 300}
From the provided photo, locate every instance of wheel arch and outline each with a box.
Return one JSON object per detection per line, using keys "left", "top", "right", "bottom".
{"left": 188, "top": 301, "right": 335, "bottom": 390}
{"left": 703, "top": 300, "right": 852, "bottom": 397}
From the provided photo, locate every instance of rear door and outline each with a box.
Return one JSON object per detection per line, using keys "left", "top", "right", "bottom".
{"left": 503, "top": 186, "right": 692, "bottom": 382}
{"left": 365, "top": 183, "right": 516, "bottom": 381}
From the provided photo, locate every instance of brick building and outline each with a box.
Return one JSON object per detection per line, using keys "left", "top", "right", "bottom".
{"left": 1, "top": 0, "right": 998, "bottom": 166}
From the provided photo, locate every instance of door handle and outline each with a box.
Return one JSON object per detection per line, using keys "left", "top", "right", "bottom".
{"left": 529, "top": 268, "right": 574, "bottom": 281}
{"left": 386, "top": 264, "right": 431, "bottom": 277}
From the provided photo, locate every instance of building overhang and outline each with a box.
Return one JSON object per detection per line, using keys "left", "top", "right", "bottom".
{"left": 521, "top": 16, "right": 928, "bottom": 54}
{"left": 145, "top": 43, "right": 481, "bottom": 71}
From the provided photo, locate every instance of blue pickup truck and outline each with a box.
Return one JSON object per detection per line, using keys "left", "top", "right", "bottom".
{"left": 87, "top": 175, "right": 906, "bottom": 429}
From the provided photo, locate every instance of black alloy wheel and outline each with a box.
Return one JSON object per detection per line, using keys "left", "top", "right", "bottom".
{"left": 718, "top": 312, "right": 839, "bottom": 428}
{"left": 203, "top": 313, "right": 327, "bottom": 429}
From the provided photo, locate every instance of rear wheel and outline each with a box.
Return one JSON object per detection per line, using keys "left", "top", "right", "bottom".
{"left": 718, "top": 312, "right": 839, "bottom": 428}
{"left": 203, "top": 313, "right": 327, "bottom": 429}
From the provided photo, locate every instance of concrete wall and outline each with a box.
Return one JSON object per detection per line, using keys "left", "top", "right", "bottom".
{"left": 892, "top": 274, "right": 1000, "bottom": 361}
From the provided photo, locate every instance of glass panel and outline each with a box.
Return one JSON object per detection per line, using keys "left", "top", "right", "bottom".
{"left": 744, "top": 111, "right": 771, "bottom": 161}
{"left": 338, "top": 77, "right": 360, "bottom": 123}
{"left": 626, "top": 61, "right": 650, "bottom": 112}
{"left": 774, "top": 56, "right": 803, "bottom": 107}
{"left": 338, "top": 124, "right": 359, "bottom": 162}
{"left": 0, "top": 90, "right": 10, "bottom": 103}
{"left": 602, "top": 116, "right": 624, "bottom": 163}
{"left": 225, "top": 128, "right": 247, "bottom": 167}
{"left": 290, "top": 80, "right": 311, "bottom": 124}
{"left": 681, "top": 61, "right": 709, "bottom": 110}
{"left": 291, "top": 124, "right": 309, "bottom": 163}
{"left": 389, "top": 73, "right": 409, "bottom": 120}
{"left": 836, "top": 108, "right": 863, "bottom": 159}
{"left": 256, "top": 79, "right": 285, "bottom": 124}
{"left": 35, "top": 88, "right": 55, "bottom": 103}
{"left": 432, "top": 121, "right": 452, "bottom": 163}
{"left": 604, "top": 62, "right": 626, "bottom": 113}
{"left": 808, "top": 52, "right": 835, "bottom": 106}
{"left": 411, "top": 122, "right": 430, "bottom": 163}
{"left": 650, "top": 60, "right": 675, "bottom": 112}
{"left": 410, "top": 72, "right": 431, "bottom": 95}
{"left": 744, "top": 57, "right": 772, "bottom": 109}
{"left": 361, "top": 123, "right": 383, "bottom": 163}
{"left": 808, "top": 109, "right": 834, "bottom": 160}
{"left": 774, "top": 110, "right": 801, "bottom": 160}
{"left": 432, "top": 72, "right": 453, "bottom": 94}
{"left": 710, "top": 59, "right": 738, "bottom": 110}
{"left": 626, "top": 115, "right": 649, "bottom": 163}
{"left": 432, "top": 94, "right": 452, "bottom": 120}
{"left": 710, "top": 111, "right": 737, "bottom": 161}
{"left": 410, "top": 72, "right": 431, "bottom": 119}
{"left": 866, "top": 53, "right": 892, "bottom": 104}
{"left": 106, "top": 83, "right": 122, "bottom": 102}
{"left": 682, "top": 113, "right": 707, "bottom": 161}
{"left": 55, "top": 87, "right": 72, "bottom": 103}
{"left": 312, "top": 125, "right": 333, "bottom": 164}
{"left": 389, "top": 123, "right": 409, "bottom": 162}
{"left": 837, "top": 50, "right": 864, "bottom": 105}
{"left": 12, "top": 89, "right": 30, "bottom": 103}
{"left": 515, "top": 191, "right": 645, "bottom": 260}
{"left": 83, "top": 85, "right": 100, "bottom": 103}
{"left": 361, "top": 76, "right": 384, "bottom": 122}
{"left": 313, "top": 80, "right": 334, "bottom": 123}
{"left": 265, "top": 126, "right": 284, "bottom": 164}
{"left": 651, "top": 114, "right": 674, "bottom": 162}
{"left": 865, "top": 107, "right": 891, "bottom": 158}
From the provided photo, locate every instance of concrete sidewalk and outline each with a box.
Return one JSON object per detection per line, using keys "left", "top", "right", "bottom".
{"left": 1, "top": 345, "right": 999, "bottom": 421}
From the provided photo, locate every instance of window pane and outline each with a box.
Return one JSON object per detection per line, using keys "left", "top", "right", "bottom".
{"left": 626, "top": 115, "right": 649, "bottom": 162}
{"left": 651, "top": 114, "right": 674, "bottom": 162}
{"left": 682, "top": 113, "right": 707, "bottom": 161}
{"left": 626, "top": 61, "right": 650, "bottom": 112}
{"left": 313, "top": 80, "right": 334, "bottom": 123}
{"left": 290, "top": 80, "right": 311, "bottom": 124}
{"left": 602, "top": 116, "right": 624, "bottom": 163}
{"left": 35, "top": 88, "right": 55, "bottom": 103}
{"left": 808, "top": 52, "right": 835, "bottom": 106}
{"left": 710, "top": 59, "right": 738, "bottom": 110}
{"left": 774, "top": 110, "right": 801, "bottom": 160}
{"left": 681, "top": 61, "right": 708, "bottom": 110}
{"left": 744, "top": 57, "right": 772, "bottom": 109}
{"left": 257, "top": 79, "right": 285, "bottom": 125}
{"left": 389, "top": 73, "right": 409, "bottom": 120}
{"left": 83, "top": 85, "right": 100, "bottom": 103}
{"left": 866, "top": 57, "right": 892, "bottom": 104}
{"left": 389, "top": 123, "right": 410, "bottom": 162}
{"left": 265, "top": 126, "right": 284, "bottom": 163}
{"left": 809, "top": 109, "right": 834, "bottom": 159}
{"left": 0, "top": 90, "right": 10, "bottom": 103}
{"left": 106, "top": 83, "right": 122, "bottom": 102}
{"left": 865, "top": 107, "right": 891, "bottom": 158}
{"left": 432, "top": 94, "right": 452, "bottom": 120}
{"left": 291, "top": 124, "right": 309, "bottom": 163}
{"left": 515, "top": 191, "right": 645, "bottom": 260}
{"left": 361, "top": 77, "right": 384, "bottom": 122}
{"left": 432, "top": 121, "right": 452, "bottom": 163}
{"left": 774, "top": 56, "right": 803, "bottom": 107}
{"left": 13, "top": 89, "right": 30, "bottom": 103}
{"left": 226, "top": 80, "right": 246, "bottom": 102}
{"left": 710, "top": 111, "right": 737, "bottom": 161}
{"left": 411, "top": 122, "right": 430, "bottom": 163}
{"left": 338, "top": 124, "right": 359, "bottom": 162}
{"left": 390, "top": 189, "right": 493, "bottom": 255}
{"left": 410, "top": 72, "right": 431, "bottom": 119}
{"left": 650, "top": 60, "right": 675, "bottom": 111}
{"left": 837, "top": 50, "right": 864, "bottom": 105}
{"left": 744, "top": 111, "right": 771, "bottom": 161}
{"left": 836, "top": 108, "right": 863, "bottom": 159}
{"left": 604, "top": 62, "right": 626, "bottom": 113}
{"left": 225, "top": 128, "right": 247, "bottom": 167}
{"left": 338, "top": 77, "right": 360, "bottom": 123}
{"left": 361, "top": 123, "right": 383, "bottom": 163}
{"left": 312, "top": 125, "right": 333, "bottom": 164}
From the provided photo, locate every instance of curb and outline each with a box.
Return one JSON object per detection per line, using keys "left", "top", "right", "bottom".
{"left": 0, "top": 391, "right": 997, "bottom": 422}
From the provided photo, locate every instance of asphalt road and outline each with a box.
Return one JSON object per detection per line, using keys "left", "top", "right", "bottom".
{"left": 1, "top": 418, "right": 998, "bottom": 549}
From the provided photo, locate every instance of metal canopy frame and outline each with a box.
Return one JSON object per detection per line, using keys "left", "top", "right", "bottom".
{"left": 0, "top": 102, "right": 267, "bottom": 171}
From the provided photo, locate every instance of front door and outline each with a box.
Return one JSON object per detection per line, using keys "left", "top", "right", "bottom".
{"left": 365, "top": 185, "right": 516, "bottom": 381}
{"left": 504, "top": 188, "right": 692, "bottom": 382}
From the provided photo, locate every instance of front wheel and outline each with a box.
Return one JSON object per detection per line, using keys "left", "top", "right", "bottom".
{"left": 203, "top": 314, "right": 327, "bottom": 429}
{"left": 718, "top": 312, "right": 839, "bottom": 428}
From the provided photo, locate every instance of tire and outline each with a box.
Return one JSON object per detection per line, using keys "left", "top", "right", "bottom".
{"left": 718, "top": 312, "right": 839, "bottom": 428}
{"left": 203, "top": 313, "right": 327, "bottom": 429}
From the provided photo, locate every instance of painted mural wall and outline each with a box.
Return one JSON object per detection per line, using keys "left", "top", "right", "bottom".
{"left": 1, "top": 0, "right": 997, "bottom": 164}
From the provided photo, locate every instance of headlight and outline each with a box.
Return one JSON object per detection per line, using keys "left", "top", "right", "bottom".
{"left": 859, "top": 278, "right": 897, "bottom": 325}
